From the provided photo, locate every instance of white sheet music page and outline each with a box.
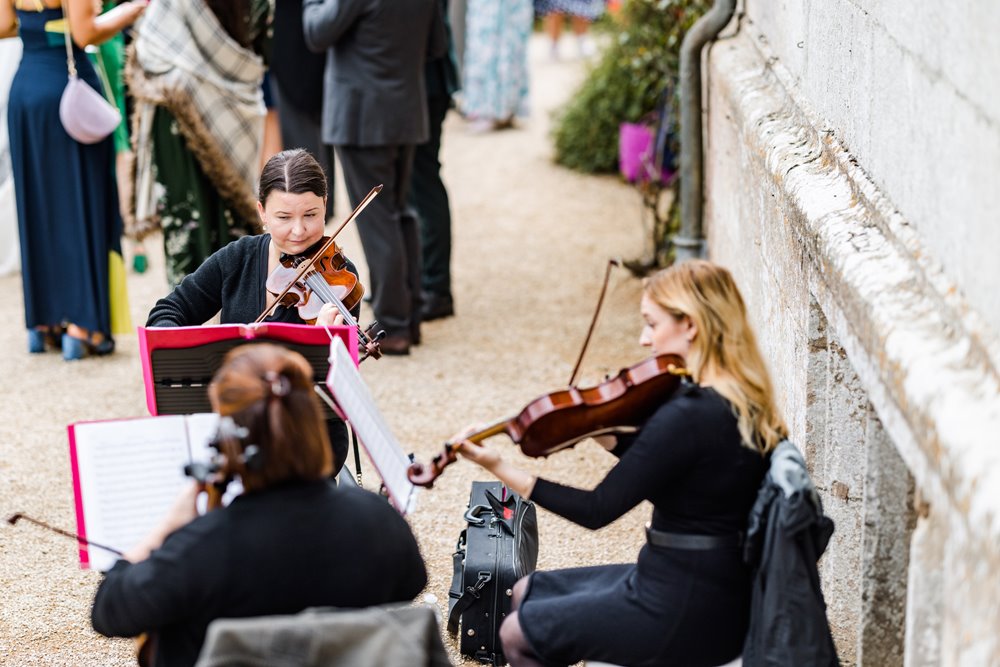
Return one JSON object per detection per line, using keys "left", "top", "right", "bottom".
{"left": 325, "top": 337, "right": 417, "bottom": 515}
{"left": 71, "top": 414, "right": 219, "bottom": 571}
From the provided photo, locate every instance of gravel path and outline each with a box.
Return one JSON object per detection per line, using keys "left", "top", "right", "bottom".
{"left": 0, "top": 35, "right": 655, "bottom": 665}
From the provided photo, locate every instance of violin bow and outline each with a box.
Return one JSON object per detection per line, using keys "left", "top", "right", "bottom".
{"left": 7, "top": 512, "right": 124, "bottom": 556}
{"left": 254, "top": 184, "right": 384, "bottom": 324}
{"left": 567, "top": 258, "right": 620, "bottom": 387}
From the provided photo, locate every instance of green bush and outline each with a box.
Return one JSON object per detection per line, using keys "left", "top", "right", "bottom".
{"left": 552, "top": 0, "right": 711, "bottom": 174}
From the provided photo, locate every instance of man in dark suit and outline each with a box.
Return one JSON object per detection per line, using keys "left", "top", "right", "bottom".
{"left": 304, "top": 0, "right": 446, "bottom": 356}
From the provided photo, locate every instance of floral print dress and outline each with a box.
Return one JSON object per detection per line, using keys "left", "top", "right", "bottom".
{"left": 461, "top": 0, "right": 533, "bottom": 122}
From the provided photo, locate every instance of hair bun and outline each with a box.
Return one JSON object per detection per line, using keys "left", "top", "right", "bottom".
{"left": 264, "top": 371, "right": 292, "bottom": 398}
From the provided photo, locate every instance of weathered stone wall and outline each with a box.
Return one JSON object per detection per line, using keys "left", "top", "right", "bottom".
{"left": 701, "top": 14, "right": 1000, "bottom": 666}
{"left": 742, "top": 0, "right": 1000, "bottom": 340}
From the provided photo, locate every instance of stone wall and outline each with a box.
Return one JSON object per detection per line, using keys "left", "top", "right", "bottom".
{"left": 700, "top": 11, "right": 1000, "bottom": 665}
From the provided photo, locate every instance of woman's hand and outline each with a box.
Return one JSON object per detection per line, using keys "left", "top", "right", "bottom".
{"left": 450, "top": 425, "right": 537, "bottom": 499}
{"left": 121, "top": 0, "right": 149, "bottom": 25}
{"left": 315, "top": 303, "right": 345, "bottom": 327}
{"left": 123, "top": 482, "right": 203, "bottom": 563}
{"left": 455, "top": 439, "right": 502, "bottom": 472}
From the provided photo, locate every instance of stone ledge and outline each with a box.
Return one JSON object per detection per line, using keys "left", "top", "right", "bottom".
{"left": 707, "top": 27, "right": 1000, "bottom": 544}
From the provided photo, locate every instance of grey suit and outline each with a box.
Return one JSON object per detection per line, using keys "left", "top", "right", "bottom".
{"left": 304, "top": 0, "right": 446, "bottom": 342}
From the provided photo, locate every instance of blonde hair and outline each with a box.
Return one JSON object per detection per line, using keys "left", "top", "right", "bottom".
{"left": 644, "top": 260, "right": 787, "bottom": 454}
{"left": 209, "top": 344, "right": 332, "bottom": 491}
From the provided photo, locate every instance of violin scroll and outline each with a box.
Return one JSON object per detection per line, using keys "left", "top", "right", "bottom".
{"left": 406, "top": 442, "right": 461, "bottom": 488}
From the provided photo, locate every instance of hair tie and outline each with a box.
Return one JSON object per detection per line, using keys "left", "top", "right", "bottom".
{"left": 264, "top": 371, "right": 291, "bottom": 398}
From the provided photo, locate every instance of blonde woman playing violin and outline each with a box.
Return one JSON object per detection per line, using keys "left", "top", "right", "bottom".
{"left": 455, "top": 261, "right": 788, "bottom": 667}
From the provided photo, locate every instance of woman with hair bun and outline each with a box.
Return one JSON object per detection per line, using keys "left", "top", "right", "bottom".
{"left": 147, "top": 148, "right": 366, "bottom": 471}
{"left": 455, "top": 260, "right": 786, "bottom": 667}
{"left": 91, "top": 343, "right": 427, "bottom": 667}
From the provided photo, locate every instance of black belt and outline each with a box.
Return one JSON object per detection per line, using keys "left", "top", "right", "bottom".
{"left": 646, "top": 526, "right": 743, "bottom": 551}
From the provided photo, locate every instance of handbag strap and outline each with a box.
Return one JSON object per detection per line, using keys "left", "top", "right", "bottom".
{"left": 60, "top": 0, "right": 77, "bottom": 79}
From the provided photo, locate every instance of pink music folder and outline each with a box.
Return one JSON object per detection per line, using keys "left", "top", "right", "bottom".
{"left": 138, "top": 323, "right": 358, "bottom": 416}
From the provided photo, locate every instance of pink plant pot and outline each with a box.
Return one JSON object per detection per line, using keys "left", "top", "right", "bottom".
{"left": 619, "top": 122, "right": 653, "bottom": 182}
{"left": 619, "top": 122, "right": 675, "bottom": 184}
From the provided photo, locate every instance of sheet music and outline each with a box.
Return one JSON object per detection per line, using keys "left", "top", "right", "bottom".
{"left": 71, "top": 414, "right": 219, "bottom": 571}
{"left": 325, "top": 337, "right": 417, "bottom": 515}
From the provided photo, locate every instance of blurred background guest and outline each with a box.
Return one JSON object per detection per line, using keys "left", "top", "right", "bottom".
{"left": 127, "top": 0, "right": 269, "bottom": 288}
{"left": 535, "top": 0, "right": 604, "bottom": 60}
{"left": 461, "top": 0, "right": 532, "bottom": 133}
{"left": 410, "top": 0, "right": 459, "bottom": 322}
{"left": 269, "top": 0, "right": 335, "bottom": 220}
{"left": 304, "top": 0, "right": 446, "bottom": 356}
{"left": 2, "top": 0, "right": 144, "bottom": 359}
{"left": 0, "top": 36, "right": 20, "bottom": 277}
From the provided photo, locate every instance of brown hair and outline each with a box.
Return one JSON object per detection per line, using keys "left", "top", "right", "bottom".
{"left": 208, "top": 343, "right": 332, "bottom": 491}
{"left": 644, "top": 260, "right": 788, "bottom": 454}
{"left": 258, "top": 149, "right": 328, "bottom": 206}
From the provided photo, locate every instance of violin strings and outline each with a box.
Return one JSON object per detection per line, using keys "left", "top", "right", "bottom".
{"left": 302, "top": 274, "right": 372, "bottom": 345}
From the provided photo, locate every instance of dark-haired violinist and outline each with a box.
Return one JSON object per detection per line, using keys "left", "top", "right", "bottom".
{"left": 147, "top": 149, "right": 378, "bottom": 472}
{"left": 91, "top": 343, "right": 427, "bottom": 667}
{"left": 453, "top": 260, "right": 786, "bottom": 667}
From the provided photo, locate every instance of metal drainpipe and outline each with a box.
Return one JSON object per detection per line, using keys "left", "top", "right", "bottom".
{"left": 674, "top": 0, "right": 738, "bottom": 261}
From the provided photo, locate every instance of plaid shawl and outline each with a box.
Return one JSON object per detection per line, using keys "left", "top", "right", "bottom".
{"left": 127, "top": 0, "right": 267, "bottom": 238}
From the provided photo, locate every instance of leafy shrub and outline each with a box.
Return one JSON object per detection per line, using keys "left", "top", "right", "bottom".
{"left": 552, "top": 0, "right": 711, "bottom": 174}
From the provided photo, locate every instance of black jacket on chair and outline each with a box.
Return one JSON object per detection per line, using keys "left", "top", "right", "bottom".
{"left": 742, "top": 440, "right": 839, "bottom": 667}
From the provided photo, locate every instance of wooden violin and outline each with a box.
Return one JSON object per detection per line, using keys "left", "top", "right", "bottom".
{"left": 265, "top": 237, "right": 364, "bottom": 319}
{"left": 256, "top": 185, "right": 385, "bottom": 361}
{"left": 407, "top": 353, "right": 689, "bottom": 487}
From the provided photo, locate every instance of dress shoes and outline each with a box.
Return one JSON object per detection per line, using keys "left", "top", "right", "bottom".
{"left": 421, "top": 292, "right": 454, "bottom": 321}
{"left": 379, "top": 334, "right": 411, "bottom": 356}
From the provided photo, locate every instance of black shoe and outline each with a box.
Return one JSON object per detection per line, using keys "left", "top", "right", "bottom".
{"left": 379, "top": 334, "right": 411, "bottom": 356}
{"left": 421, "top": 293, "right": 454, "bottom": 321}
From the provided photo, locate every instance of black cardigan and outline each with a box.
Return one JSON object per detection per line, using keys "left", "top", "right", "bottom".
{"left": 92, "top": 480, "right": 428, "bottom": 667}
{"left": 146, "top": 234, "right": 360, "bottom": 327}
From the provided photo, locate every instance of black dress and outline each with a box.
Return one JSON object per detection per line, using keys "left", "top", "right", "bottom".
{"left": 91, "top": 479, "right": 427, "bottom": 667}
{"left": 521, "top": 384, "right": 767, "bottom": 667}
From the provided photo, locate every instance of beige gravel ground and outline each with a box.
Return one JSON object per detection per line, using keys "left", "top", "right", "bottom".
{"left": 0, "top": 35, "right": 660, "bottom": 665}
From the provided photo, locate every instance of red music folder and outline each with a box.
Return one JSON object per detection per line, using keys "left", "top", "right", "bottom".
{"left": 138, "top": 323, "right": 358, "bottom": 416}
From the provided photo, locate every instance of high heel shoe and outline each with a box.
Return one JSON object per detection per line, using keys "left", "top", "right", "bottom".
{"left": 28, "top": 327, "right": 62, "bottom": 354}
{"left": 28, "top": 329, "right": 46, "bottom": 354}
{"left": 62, "top": 333, "right": 115, "bottom": 361}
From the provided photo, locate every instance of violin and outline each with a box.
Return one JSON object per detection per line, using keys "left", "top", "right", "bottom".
{"left": 255, "top": 185, "right": 385, "bottom": 362}
{"left": 266, "top": 237, "right": 364, "bottom": 318}
{"left": 407, "top": 354, "right": 689, "bottom": 487}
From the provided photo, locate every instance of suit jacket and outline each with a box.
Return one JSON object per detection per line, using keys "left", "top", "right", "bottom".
{"left": 303, "top": 0, "right": 446, "bottom": 147}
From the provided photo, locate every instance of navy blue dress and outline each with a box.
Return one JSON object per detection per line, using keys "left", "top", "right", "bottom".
{"left": 522, "top": 385, "right": 768, "bottom": 667}
{"left": 8, "top": 7, "right": 122, "bottom": 338}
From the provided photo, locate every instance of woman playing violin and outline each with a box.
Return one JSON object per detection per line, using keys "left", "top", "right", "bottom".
{"left": 147, "top": 148, "right": 366, "bottom": 470}
{"left": 454, "top": 260, "right": 787, "bottom": 667}
{"left": 91, "top": 343, "right": 427, "bottom": 667}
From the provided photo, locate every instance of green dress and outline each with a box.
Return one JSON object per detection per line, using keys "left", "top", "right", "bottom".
{"left": 150, "top": 0, "right": 270, "bottom": 288}
{"left": 88, "top": 1, "right": 129, "bottom": 154}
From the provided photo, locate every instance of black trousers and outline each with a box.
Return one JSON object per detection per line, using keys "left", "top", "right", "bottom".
{"left": 335, "top": 144, "right": 422, "bottom": 340}
{"left": 409, "top": 94, "right": 453, "bottom": 300}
